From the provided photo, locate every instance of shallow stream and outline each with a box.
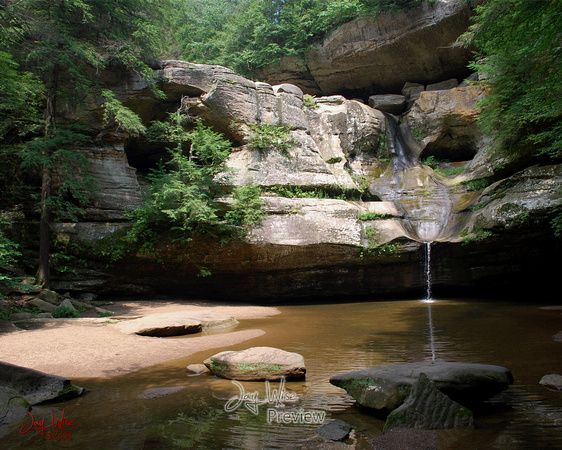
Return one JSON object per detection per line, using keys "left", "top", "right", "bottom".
{"left": 4, "top": 298, "right": 562, "bottom": 449}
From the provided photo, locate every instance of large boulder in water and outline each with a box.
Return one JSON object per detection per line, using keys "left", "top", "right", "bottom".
{"left": 204, "top": 346, "right": 306, "bottom": 381}
{"left": 330, "top": 361, "right": 513, "bottom": 413}
{"left": 384, "top": 373, "right": 474, "bottom": 430}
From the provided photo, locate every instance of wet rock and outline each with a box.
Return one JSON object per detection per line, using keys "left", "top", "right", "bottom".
{"left": 317, "top": 419, "right": 353, "bottom": 441}
{"left": 186, "top": 364, "right": 209, "bottom": 376}
{"left": 0, "top": 361, "right": 85, "bottom": 405}
{"left": 330, "top": 361, "right": 513, "bottom": 413}
{"left": 539, "top": 374, "right": 562, "bottom": 390}
{"left": 371, "top": 429, "right": 437, "bottom": 450}
{"left": 384, "top": 373, "right": 474, "bottom": 431}
{"left": 115, "top": 310, "right": 238, "bottom": 337}
{"left": 204, "top": 346, "right": 306, "bottom": 381}
{"left": 139, "top": 386, "right": 186, "bottom": 399}
{"left": 0, "top": 386, "right": 30, "bottom": 426}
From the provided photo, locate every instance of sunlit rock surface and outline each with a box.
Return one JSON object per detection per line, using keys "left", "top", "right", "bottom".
{"left": 204, "top": 346, "right": 306, "bottom": 381}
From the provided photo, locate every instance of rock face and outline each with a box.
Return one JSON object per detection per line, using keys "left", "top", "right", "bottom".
{"left": 204, "top": 347, "right": 306, "bottom": 381}
{"left": 255, "top": 0, "right": 476, "bottom": 97}
{"left": 329, "top": 361, "right": 513, "bottom": 413}
{"left": 42, "top": 29, "right": 561, "bottom": 301}
{"left": 403, "top": 85, "right": 485, "bottom": 161}
{"left": 115, "top": 311, "right": 238, "bottom": 337}
{"left": 0, "top": 362, "right": 85, "bottom": 406}
{"left": 384, "top": 373, "right": 474, "bottom": 431}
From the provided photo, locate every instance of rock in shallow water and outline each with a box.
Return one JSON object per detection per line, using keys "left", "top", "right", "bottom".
{"left": 115, "top": 310, "right": 238, "bottom": 337}
{"left": 204, "top": 347, "right": 306, "bottom": 381}
{"left": 316, "top": 419, "right": 353, "bottom": 441}
{"left": 539, "top": 374, "right": 562, "bottom": 390}
{"left": 384, "top": 373, "right": 474, "bottom": 431}
{"left": 330, "top": 361, "right": 513, "bottom": 413}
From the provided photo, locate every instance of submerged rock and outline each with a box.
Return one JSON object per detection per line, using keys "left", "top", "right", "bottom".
{"left": 204, "top": 346, "right": 306, "bottom": 381}
{"left": 139, "top": 386, "right": 186, "bottom": 399}
{"left": 316, "top": 419, "right": 353, "bottom": 441}
{"left": 115, "top": 310, "right": 238, "bottom": 337}
{"left": 539, "top": 374, "right": 562, "bottom": 391}
{"left": 0, "top": 361, "right": 85, "bottom": 406}
{"left": 330, "top": 361, "right": 513, "bottom": 413}
{"left": 384, "top": 373, "right": 474, "bottom": 431}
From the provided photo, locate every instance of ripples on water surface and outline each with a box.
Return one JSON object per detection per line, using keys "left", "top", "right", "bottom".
{"left": 3, "top": 299, "right": 562, "bottom": 449}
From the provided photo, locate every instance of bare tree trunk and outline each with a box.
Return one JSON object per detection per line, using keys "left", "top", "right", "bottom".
{"left": 38, "top": 166, "right": 51, "bottom": 287}
{"left": 38, "top": 66, "right": 59, "bottom": 287}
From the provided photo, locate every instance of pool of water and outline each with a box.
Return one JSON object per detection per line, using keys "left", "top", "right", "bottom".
{"left": 3, "top": 298, "right": 562, "bottom": 449}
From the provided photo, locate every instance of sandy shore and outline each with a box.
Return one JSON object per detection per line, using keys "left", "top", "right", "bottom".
{"left": 0, "top": 299, "right": 280, "bottom": 379}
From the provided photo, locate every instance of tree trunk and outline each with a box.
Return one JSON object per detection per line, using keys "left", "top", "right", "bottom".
{"left": 38, "top": 166, "right": 51, "bottom": 287}
{"left": 38, "top": 66, "right": 59, "bottom": 287}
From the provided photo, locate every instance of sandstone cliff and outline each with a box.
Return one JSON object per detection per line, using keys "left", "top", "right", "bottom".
{"left": 44, "top": 56, "right": 561, "bottom": 301}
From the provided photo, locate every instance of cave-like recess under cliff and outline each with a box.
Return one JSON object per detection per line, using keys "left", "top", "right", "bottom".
{"left": 49, "top": 1, "right": 562, "bottom": 302}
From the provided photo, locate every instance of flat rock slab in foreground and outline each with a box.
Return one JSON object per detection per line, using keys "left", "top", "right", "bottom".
{"left": 204, "top": 346, "right": 306, "bottom": 381}
{"left": 0, "top": 361, "right": 85, "bottom": 407}
{"left": 330, "top": 361, "right": 513, "bottom": 412}
{"left": 115, "top": 310, "right": 239, "bottom": 337}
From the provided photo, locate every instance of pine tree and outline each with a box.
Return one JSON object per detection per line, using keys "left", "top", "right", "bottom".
{"left": 0, "top": 0, "right": 167, "bottom": 286}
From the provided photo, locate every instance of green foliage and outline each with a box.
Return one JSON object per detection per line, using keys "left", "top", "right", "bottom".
{"left": 0, "top": 51, "right": 44, "bottom": 144}
{"left": 326, "top": 156, "right": 343, "bottom": 164}
{"left": 421, "top": 156, "right": 465, "bottom": 177}
{"left": 101, "top": 90, "right": 147, "bottom": 137}
{"left": 248, "top": 123, "right": 295, "bottom": 157}
{"left": 125, "top": 119, "right": 235, "bottom": 253}
{"left": 19, "top": 128, "right": 97, "bottom": 221}
{"left": 357, "top": 212, "right": 394, "bottom": 220}
{"left": 460, "top": 227, "right": 494, "bottom": 245}
{"left": 225, "top": 185, "right": 266, "bottom": 229}
{"left": 362, "top": 225, "right": 398, "bottom": 255}
{"left": 51, "top": 306, "right": 81, "bottom": 319}
{"left": 462, "top": 177, "right": 492, "bottom": 192}
{"left": 165, "top": 0, "right": 429, "bottom": 76}
{"left": 462, "top": 0, "right": 562, "bottom": 159}
{"left": 303, "top": 94, "right": 318, "bottom": 109}
{"left": 270, "top": 185, "right": 363, "bottom": 200}
{"left": 0, "top": 217, "right": 24, "bottom": 298}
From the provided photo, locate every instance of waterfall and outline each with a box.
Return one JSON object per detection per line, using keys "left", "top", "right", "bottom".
{"left": 385, "top": 113, "right": 417, "bottom": 171}
{"left": 370, "top": 114, "right": 454, "bottom": 243}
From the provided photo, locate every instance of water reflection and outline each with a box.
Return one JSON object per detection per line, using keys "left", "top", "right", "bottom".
{"left": 2, "top": 299, "right": 562, "bottom": 449}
